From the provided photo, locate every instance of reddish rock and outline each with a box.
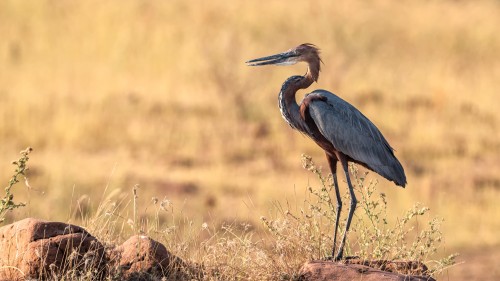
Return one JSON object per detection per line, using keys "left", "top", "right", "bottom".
{"left": 0, "top": 218, "right": 106, "bottom": 280}
{"left": 299, "top": 260, "right": 436, "bottom": 281}
{"left": 114, "top": 235, "right": 195, "bottom": 280}
{"left": 344, "top": 258, "right": 430, "bottom": 276}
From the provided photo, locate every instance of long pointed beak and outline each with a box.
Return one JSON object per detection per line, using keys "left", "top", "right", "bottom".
{"left": 245, "top": 50, "right": 298, "bottom": 66}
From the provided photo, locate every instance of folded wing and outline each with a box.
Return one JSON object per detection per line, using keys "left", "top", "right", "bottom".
{"left": 307, "top": 90, "right": 407, "bottom": 187}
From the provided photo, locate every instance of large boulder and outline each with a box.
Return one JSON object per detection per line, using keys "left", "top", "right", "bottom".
{"left": 112, "top": 235, "right": 197, "bottom": 280}
{"left": 298, "top": 260, "right": 436, "bottom": 281}
{"left": 0, "top": 218, "right": 106, "bottom": 280}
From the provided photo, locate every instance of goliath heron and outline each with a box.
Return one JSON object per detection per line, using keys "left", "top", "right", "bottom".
{"left": 246, "top": 44, "right": 406, "bottom": 260}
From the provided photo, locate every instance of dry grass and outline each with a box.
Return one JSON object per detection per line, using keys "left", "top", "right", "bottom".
{"left": 1, "top": 0, "right": 499, "bottom": 279}
{"left": 1, "top": 153, "right": 454, "bottom": 280}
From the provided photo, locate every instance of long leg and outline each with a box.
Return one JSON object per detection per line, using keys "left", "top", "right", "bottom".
{"left": 334, "top": 153, "right": 357, "bottom": 261}
{"left": 326, "top": 154, "right": 342, "bottom": 258}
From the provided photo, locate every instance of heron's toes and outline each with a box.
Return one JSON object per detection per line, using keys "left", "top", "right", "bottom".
{"left": 321, "top": 255, "right": 335, "bottom": 261}
{"left": 321, "top": 255, "right": 343, "bottom": 262}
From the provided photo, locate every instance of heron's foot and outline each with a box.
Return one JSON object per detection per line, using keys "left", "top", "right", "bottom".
{"left": 321, "top": 255, "right": 335, "bottom": 261}
{"left": 323, "top": 255, "right": 360, "bottom": 262}
{"left": 322, "top": 254, "right": 343, "bottom": 262}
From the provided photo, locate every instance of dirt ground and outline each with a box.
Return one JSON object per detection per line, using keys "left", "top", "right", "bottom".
{"left": 442, "top": 245, "right": 500, "bottom": 281}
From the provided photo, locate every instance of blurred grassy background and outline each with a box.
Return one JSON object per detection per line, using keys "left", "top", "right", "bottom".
{"left": 1, "top": 0, "right": 499, "bottom": 279}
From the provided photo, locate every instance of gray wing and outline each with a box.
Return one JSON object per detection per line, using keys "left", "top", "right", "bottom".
{"left": 307, "top": 90, "right": 406, "bottom": 187}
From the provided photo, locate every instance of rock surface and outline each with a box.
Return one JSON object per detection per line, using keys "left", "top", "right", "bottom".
{"left": 344, "top": 258, "right": 430, "bottom": 276}
{"left": 0, "top": 218, "right": 106, "bottom": 281}
{"left": 299, "top": 260, "right": 436, "bottom": 281}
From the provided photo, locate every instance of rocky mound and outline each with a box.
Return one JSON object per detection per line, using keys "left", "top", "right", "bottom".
{"left": 0, "top": 218, "right": 196, "bottom": 280}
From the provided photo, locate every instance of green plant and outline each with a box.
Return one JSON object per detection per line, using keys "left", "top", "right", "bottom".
{"left": 1, "top": 147, "right": 31, "bottom": 223}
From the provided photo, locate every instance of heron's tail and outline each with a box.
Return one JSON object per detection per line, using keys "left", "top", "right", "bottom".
{"left": 370, "top": 157, "right": 407, "bottom": 188}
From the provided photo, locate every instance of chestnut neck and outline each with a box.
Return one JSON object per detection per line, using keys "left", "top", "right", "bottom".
{"left": 278, "top": 59, "right": 321, "bottom": 133}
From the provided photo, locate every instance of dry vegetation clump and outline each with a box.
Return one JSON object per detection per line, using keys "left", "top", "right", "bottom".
{"left": 254, "top": 155, "right": 456, "bottom": 278}
{"left": 105, "top": 157, "right": 455, "bottom": 280}
{"left": 1, "top": 151, "right": 454, "bottom": 280}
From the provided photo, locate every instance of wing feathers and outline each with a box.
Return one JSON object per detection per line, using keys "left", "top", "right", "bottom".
{"left": 306, "top": 90, "right": 406, "bottom": 187}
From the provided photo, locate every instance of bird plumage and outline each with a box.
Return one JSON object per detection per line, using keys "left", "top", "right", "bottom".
{"left": 246, "top": 43, "right": 407, "bottom": 260}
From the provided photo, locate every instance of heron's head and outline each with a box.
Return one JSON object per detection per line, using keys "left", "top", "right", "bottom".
{"left": 246, "top": 43, "right": 321, "bottom": 67}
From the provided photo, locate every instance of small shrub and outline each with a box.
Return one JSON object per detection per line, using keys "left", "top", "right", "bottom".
{"left": 259, "top": 154, "right": 457, "bottom": 277}
{"left": 0, "top": 147, "right": 31, "bottom": 223}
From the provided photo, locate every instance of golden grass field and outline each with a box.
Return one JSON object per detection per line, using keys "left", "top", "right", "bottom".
{"left": 1, "top": 0, "right": 500, "bottom": 279}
